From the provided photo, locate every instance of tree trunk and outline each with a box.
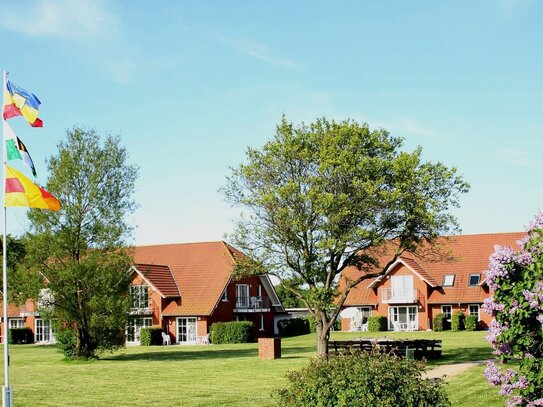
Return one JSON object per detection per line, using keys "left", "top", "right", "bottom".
{"left": 315, "top": 314, "right": 330, "bottom": 358}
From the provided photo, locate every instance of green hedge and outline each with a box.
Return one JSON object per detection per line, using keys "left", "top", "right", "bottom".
{"left": 55, "top": 327, "right": 77, "bottom": 357}
{"left": 464, "top": 315, "right": 478, "bottom": 331}
{"left": 433, "top": 313, "right": 446, "bottom": 332}
{"left": 278, "top": 318, "right": 310, "bottom": 337}
{"left": 210, "top": 321, "right": 254, "bottom": 344}
{"left": 451, "top": 311, "right": 465, "bottom": 332}
{"left": 368, "top": 316, "right": 387, "bottom": 332}
{"left": 8, "top": 327, "right": 33, "bottom": 344}
{"left": 274, "top": 350, "right": 451, "bottom": 406}
{"left": 140, "top": 326, "right": 164, "bottom": 346}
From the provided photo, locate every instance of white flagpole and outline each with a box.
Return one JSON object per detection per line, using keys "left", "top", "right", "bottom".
{"left": 2, "top": 70, "right": 12, "bottom": 407}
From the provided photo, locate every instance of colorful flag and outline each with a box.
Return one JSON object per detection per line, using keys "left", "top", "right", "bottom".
{"left": 3, "top": 80, "right": 43, "bottom": 127}
{"left": 4, "top": 122, "right": 37, "bottom": 177}
{"left": 5, "top": 166, "right": 60, "bottom": 211}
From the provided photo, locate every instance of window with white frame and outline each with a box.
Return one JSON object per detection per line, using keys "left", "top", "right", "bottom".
{"left": 259, "top": 314, "right": 265, "bottom": 331}
{"left": 468, "top": 274, "right": 480, "bottom": 286}
{"left": 442, "top": 275, "right": 455, "bottom": 287}
{"left": 441, "top": 305, "right": 452, "bottom": 321}
{"left": 35, "top": 318, "right": 55, "bottom": 343}
{"left": 468, "top": 304, "right": 480, "bottom": 321}
{"left": 129, "top": 285, "right": 149, "bottom": 309}
{"left": 9, "top": 318, "right": 24, "bottom": 329}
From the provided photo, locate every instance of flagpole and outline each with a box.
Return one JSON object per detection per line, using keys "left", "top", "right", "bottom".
{"left": 2, "top": 70, "right": 12, "bottom": 407}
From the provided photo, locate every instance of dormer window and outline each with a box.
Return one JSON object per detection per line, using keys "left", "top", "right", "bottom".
{"left": 443, "top": 275, "right": 455, "bottom": 287}
{"left": 469, "top": 274, "right": 480, "bottom": 286}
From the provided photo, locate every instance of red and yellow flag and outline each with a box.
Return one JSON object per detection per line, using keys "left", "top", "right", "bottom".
{"left": 5, "top": 166, "right": 60, "bottom": 210}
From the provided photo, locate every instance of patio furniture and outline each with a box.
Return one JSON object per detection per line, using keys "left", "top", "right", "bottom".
{"left": 162, "top": 332, "right": 171, "bottom": 345}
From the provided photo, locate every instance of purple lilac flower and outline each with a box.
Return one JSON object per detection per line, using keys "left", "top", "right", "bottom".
{"left": 486, "top": 245, "right": 516, "bottom": 290}
{"left": 482, "top": 297, "right": 505, "bottom": 316}
{"left": 528, "top": 399, "right": 543, "bottom": 407}
{"left": 523, "top": 290, "right": 540, "bottom": 309}
{"left": 494, "top": 343, "right": 512, "bottom": 356}
{"left": 515, "top": 250, "right": 533, "bottom": 266}
{"left": 484, "top": 361, "right": 503, "bottom": 386}
{"left": 536, "top": 315, "right": 543, "bottom": 325}
{"left": 507, "top": 396, "right": 523, "bottom": 407}
{"left": 527, "top": 210, "right": 543, "bottom": 233}
{"left": 509, "top": 299, "right": 520, "bottom": 315}
{"left": 486, "top": 319, "right": 507, "bottom": 347}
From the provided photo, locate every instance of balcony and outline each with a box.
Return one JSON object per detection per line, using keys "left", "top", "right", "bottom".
{"left": 381, "top": 288, "right": 420, "bottom": 304}
{"left": 234, "top": 296, "right": 271, "bottom": 313}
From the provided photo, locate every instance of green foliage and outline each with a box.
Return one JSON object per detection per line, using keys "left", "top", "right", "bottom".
{"left": 277, "top": 318, "right": 310, "bottom": 337}
{"left": 433, "top": 313, "right": 446, "bottom": 332}
{"left": 274, "top": 278, "right": 306, "bottom": 308}
{"left": 210, "top": 321, "right": 254, "bottom": 344}
{"left": 8, "top": 327, "right": 33, "bottom": 344}
{"left": 223, "top": 116, "right": 469, "bottom": 356}
{"left": 24, "top": 127, "right": 138, "bottom": 359}
{"left": 464, "top": 315, "right": 478, "bottom": 331}
{"left": 451, "top": 311, "right": 465, "bottom": 332}
{"left": 54, "top": 327, "right": 77, "bottom": 358}
{"left": 140, "top": 326, "right": 164, "bottom": 346}
{"left": 274, "top": 351, "right": 451, "bottom": 407}
{"left": 306, "top": 315, "right": 317, "bottom": 333}
{"left": 368, "top": 316, "right": 387, "bottom": 332}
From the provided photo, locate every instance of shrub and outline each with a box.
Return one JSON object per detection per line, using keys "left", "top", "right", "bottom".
{"left": 210, "top": 321, "right": 254, "bottom": 344}
{"left": 367, "top": 316, "right": 387, "bottom": 332}
{"left": 306, "top": 315, "right": 316, "bottom": 333}
{"left": 8, "top": 327, "right": 33, "bottom": 344}
{"left": 55, "top": 327, "right": 77, "bottom": 357}
{"left": 277, "top": 318, "right": 310, "bottom": 337}
{"left": 433, "top": 313, "right": 446, "bottom": 332}
{"left": 274, "top": 350, "right": 451, "bottom": 407}
{"left": 464, "top": 315, "right": 478, "bottom": 331}
{"left": 140, "top": 326, "right": 164, "bottom": 346}
{"left": 451, "top": 310, "right": 465, "bottom": 331}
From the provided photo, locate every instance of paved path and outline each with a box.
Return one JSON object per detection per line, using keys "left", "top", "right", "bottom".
{"left": 424, "top": 361, "right": 487, "bottom": 379}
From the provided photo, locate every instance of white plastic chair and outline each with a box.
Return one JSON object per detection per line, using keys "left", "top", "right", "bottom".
{"left": 162, "top": 332, "right": 171, "bottom": 345}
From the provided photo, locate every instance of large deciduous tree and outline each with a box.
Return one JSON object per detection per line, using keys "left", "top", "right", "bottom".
{"left": 24, "top": 127, "right": 138, "bottom": 358}
{"left": 223, "top": 116, "right": 468, "bottom": 357}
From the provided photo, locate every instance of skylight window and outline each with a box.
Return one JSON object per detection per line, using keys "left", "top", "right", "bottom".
{"left": 443, "top": 275, "right": 455, "bottom": 287}
{"left": 469, "top": 274, "right": 480, "bottom": 286}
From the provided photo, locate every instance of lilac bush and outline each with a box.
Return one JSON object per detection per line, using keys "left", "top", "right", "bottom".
{"left": 483, "top": 211, "right": 543, "bottom": 406}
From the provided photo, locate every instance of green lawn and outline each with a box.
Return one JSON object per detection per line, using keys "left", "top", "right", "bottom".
{"left": 5, "top": 331, "right": 503, "bottom": 406}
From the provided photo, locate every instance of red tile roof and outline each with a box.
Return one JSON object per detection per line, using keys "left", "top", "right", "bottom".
{"left": 133, "top": 241, "right": 239, "bottom": 316}
{"left": 133, "top": 264, "right": 180, "bottom": 298}
{"left": 342, "top": 232, "right": 525, "bottom": 305}
{"left": 0, "top": 303, "right": 24, "bottom": 318}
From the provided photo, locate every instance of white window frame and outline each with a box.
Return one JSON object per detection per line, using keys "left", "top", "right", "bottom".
{"left": 126, "top": 316, "right": 152, "bottom": 343}
{"left": 259, "top": 314, "right": 265, "bottom": 331}
{"left": 35, "top": 318, "right": 55, "bottom": 343}
{"left": 468, "top": 274, "right": 480, "bottom": 286}
{"left": 468, "top": 304, "right": 480, "bottom": 321}
{"left": 236, "top": 284, "right": 250, "bottom": 308}
{"left": 441, "top": 305, "right": 452, "bottom": 321}
{"left": 129, "top": 285, "right": 149, "bottom": 309}
{"left": 387, "top": 306, "right": 418, "bottom": 331}
{"left": 176, "top": 317, "right": 197, "bottom": 344}
{"left": 442, "top": 275, "right": 455, "bottom": 287}
{"left": 9, "top": 318, "right": 24, "bottom": 329}
{"left": 257, "top": 285, "right": 262, "bottom": 297}
{"left": 221, "top": 288, "right": 228, "bottom": 302}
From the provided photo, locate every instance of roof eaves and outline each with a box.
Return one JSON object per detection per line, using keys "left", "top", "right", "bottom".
{"left": 367, "top": 258, "right": 437, "bottom": 289}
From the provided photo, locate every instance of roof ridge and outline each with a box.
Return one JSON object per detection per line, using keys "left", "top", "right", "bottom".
{"left": 134, "top": 240, "right": 225, "bottom": 249}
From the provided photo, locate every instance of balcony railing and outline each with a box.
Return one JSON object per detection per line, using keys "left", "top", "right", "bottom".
{"left": 235, "top": 296, "right": 271, "bottom": 312}
{"left": 381, "top": 288, "right": 420, "bottom": 304}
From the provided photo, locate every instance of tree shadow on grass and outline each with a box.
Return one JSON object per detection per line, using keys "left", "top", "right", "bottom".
{"left": 428, "top": 347, "right": 493, "bottom": 366}
{"left": 104, "top": 344, "right": 316, "bottom": 362}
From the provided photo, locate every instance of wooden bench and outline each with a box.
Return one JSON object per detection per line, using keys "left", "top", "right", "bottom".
{"left": 329, "top": 339, "right": 442, "bottom": 360}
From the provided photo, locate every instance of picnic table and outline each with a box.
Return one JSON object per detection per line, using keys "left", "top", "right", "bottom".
{"left": 328, "top": 338, "right": 442, "bottom": 360}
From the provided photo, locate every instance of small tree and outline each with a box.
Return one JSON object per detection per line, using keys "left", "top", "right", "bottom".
{"left": 223, "top": 116, "right": 468, "bottom": 357}
{"left": 24, "top": 127, "right": 138, "bottom": 358}
{"left": 482, "top": 212, "right": 543, "bottom": 405}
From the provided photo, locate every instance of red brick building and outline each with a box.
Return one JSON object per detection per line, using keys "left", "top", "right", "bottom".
{"left": 129, "top": 241, "right": 284, "bottom": 344}
{"left": 1, "top": 241, "right": 284, "bottom": 345}
{"left": 340, "top": 232, "right": 524, "bottom": 332}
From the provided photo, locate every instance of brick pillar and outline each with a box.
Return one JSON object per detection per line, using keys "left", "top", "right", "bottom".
{"left": 258, "top": 337, "right": 281, "bottom": 360}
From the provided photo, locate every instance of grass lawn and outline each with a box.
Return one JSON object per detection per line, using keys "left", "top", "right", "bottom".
{"left": 6, "top": 331, "right": 503, "bottom": 406}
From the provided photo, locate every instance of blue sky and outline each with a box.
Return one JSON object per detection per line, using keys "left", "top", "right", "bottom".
{"left": 1, "top": 0, "right": 542, "bottom": 245}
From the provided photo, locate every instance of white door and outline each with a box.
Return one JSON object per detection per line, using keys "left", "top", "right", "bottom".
{"left": 236, "top": 284, "right": 249, "bottom": 308}
{"left": 176, "top": 317, "right": 197, "bottom": 344}
{"left": 391, "top": 275, "right": 414, "bottom": 302}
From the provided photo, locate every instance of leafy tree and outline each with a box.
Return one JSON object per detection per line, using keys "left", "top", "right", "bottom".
{"left": 274, "top": 278, "right": 306, "bottom": 308}
{"left": 24, "top": 127, "right": 138, "bottom": 358}
{"left": 483, "top": 212, "right": 543, "bottom": 405}
{"left": 223, "top": 116, "right": 468, "bottom": 357}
